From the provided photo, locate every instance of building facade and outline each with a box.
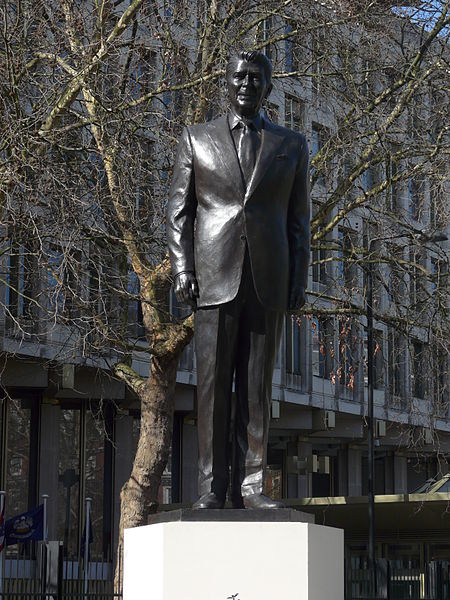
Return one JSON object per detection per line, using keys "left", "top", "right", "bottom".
{"left": 0, "top": 0, "right": 448, "bottom": 581}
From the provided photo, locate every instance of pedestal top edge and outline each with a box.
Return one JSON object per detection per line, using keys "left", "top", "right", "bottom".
{"left": 148, "top": 508, "right": 315, "bottom": 525}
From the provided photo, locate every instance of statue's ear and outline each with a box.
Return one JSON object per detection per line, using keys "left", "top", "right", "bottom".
{"left": 265, "top": 83, "right": 273, "bottom": 99}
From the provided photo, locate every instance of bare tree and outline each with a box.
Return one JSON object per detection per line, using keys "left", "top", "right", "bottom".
{"left": 0, "top": 0, "right": 448, "bottom": 587}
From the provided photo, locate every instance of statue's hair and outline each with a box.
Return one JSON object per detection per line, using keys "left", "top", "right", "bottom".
{"left": 226, "top": 50, "right": 273, "bottom": 84}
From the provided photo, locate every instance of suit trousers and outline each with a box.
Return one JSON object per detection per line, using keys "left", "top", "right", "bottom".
{"left": 194, "top": 248, "right": 284, "bottom": 500}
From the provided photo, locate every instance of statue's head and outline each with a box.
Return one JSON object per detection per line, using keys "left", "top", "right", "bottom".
{"left": 226, "top": 50, "right": 273, "bottom": 119}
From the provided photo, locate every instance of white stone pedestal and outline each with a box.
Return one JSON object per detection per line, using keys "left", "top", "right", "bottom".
{"left": 123, "top": 510, "right": 344, "bottom": 600}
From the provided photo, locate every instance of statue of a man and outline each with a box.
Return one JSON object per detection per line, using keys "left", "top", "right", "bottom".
{"left": 166, "top": 50, "right": 310, "bottom": 509}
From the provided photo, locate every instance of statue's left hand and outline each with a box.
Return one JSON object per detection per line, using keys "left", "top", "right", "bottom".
{"left": 288, "top": 285, "right": 306, "bottom": 312}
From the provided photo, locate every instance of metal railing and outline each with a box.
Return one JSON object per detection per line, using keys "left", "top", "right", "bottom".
{"left": 0, "top": 544, "right": 122, "bottom": 600}
{"left": 346, "top": 560, "right": 450, "bottom": 600}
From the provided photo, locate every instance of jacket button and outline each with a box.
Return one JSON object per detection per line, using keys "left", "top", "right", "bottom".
{"left": 240, "top": 234, "right": 246, "bottom": 241}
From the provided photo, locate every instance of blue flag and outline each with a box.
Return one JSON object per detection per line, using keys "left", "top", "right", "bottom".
{"left": 5, "top": 504, "right": 44, "bottom": 545}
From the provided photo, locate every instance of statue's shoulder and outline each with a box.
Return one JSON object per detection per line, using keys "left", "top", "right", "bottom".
{"left": 184, "top": 115, "right": 227, "bottom": 135}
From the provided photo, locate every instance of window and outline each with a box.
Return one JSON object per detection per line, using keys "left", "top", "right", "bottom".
{"left": 362, "top": 167, "right": 376, "bottom": 194}
{"left": 338, "top": 228, "right": 357, "bottom": 291}
{"left": 408, "top": 177, "right": 423, "bottom": 221}
{"left": 338, "top": 317, "right": 356, "bottom": 389}
{"left": 311, "top": 123, "right": 326, "bottom": 185}
{"left": 362, "top": 223, "right": 382, "bottom": 309}
{"left": 57, "top": 405, "right": 81, "bottom": 558}
{"left": 411, "top": 341, "right": 425, "bottom": 399}
{"left": 431, "top": 257, "right": 446, "bottom": 294}
{"left": 364, "top": 329, "right": 384, "bottom": 390}
{"left": 312, "top": 202, "right": 327, "bottom": 287}
{"left": 430, "top": 167, "right": 446, "bottom": 229}
{"left": 386, "top": 153, "right": 399, "bottom": 212}
{"left": 387, "top": 243, "right": 406, "bottom": 304}
{"left": 388, "top": 329, "right": 405, "bottom": 404}
{"left": 47, "top": 245, "right": 81, "bottom": 318}
{"left": 5, "top": 238, "right": 37, "bottom": 322}
{"left": 85, "top": 404, "right": 114, "bottom": 559}
{"left": 265, "top": 101, "right": 279, "bottom": 124}
{"left": 409, "top": 247, "right": 424, "bottom": 310}
{"left": 285, "top": 95, "right": 303, "bottom": 132}
{"left": 311, "top": 30, "right": 327, "bottom": 95}
{"left": 285, "top": 24, "right": 294, "bottom": 72}
{"left": 132, "top": 47, "right": 156, "bottom": 99}
{"left": 128, "top": 269, "right": 145, "bottom": 339}
{"left": 56, "top": 401, "right": 114, "bottom": 559}
{"left": 432, "top": 349, "right": 448, "bottom": 417}
{"left": 3, "top": 396, "right": 40, "bottom": 557}
{"left": 261, "top": 17, "right": 274, "bottom": 60}
{"left": 312, "top": 317, "right": 333, "bottom": 379}
{"left": 286, "top": 316, "right": 302, "bottom": 375}
{"left": 362, "top": 58, "right": 376, "bottom": 99}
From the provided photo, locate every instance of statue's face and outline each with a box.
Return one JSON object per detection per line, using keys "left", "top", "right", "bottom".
{"left": 226, "top": 59, "right": 272, "bottom": 118}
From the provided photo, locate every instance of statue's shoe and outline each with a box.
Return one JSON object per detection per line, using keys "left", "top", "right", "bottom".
{"left": 192, "top": 492, "right": 225, "bottom": 509}
{"left": 243, "top": 493, "right": 285, "bottom": 509}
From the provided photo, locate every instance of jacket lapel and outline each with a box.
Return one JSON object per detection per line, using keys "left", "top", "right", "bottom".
{"left": 245, "top": 118, "right": 285, "bottom": 201}
{"left": 205, "top": 116, "right": 245, "bottom": 199}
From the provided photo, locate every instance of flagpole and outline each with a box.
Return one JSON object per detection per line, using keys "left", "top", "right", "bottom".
{"left": 84, "top": 497, "right": 91, "bottom": 600}
{"left": 0, "top": 490, "right": 5, "bottom": 600}
{"left": 42, "top": 495, "right": 49, "bottom": 543}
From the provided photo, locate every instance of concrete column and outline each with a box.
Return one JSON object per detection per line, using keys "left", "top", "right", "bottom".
{"left": 337, "top": 449, "right": 348, "bottom": 496}
{"left": 113, "top": 414, "right": 134, "bottom": 554}
{"left": 39, "top": 403, "right": 60, "bottom": 540}
{"left": 384, "top": 454, "right": 394, "bottom": 495}
{"left": 394, "top": 454, "right": 408, "bottom": 494}
{"left": 347, "top": 449, "right": 362, "bottom": 496}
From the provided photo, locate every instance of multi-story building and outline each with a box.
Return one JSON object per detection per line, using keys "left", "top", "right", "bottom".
{"left": 0, "top": 0, "right": 448, "bottom": 588}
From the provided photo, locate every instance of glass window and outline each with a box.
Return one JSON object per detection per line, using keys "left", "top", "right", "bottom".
{"left": 437, "top": 479, "right": 450, "bottom": 493}
{"left": 411, "top": 341, "right": 425, "bottom": 399}
{"left": 286, "top": 316, "right": 301, "bottom": 375}
{"left": 57, "top": 406, "right": 81, "bottom": 558}
{"left": 312, "top": 202, "right": 328, "bottom": 286}
{"left": 338, "top": 317, "right": 355, "bottom": 389}
{"left": 388, "top": 329, "right": 406, "bottom": 405}
{"left": 311, "top": 123, "right": 326, "bottom": 185}
{"left": 85, "top": 406, "right": 105, "bottom": 559}
{"left": 6, "top": 399, "right": 32, "bottom": 515}
{"left": 285, "top": 25, "right": 293, "bottom": 72}
{"left": 6, "top": 240, "right": 37, "bottom": 322}
{"left": 285, "top": 95, "right": 303, "bottom": 131}
{"left": 128, "top": 269, "right": 145, "bottom": 339}
{"left": 338, "top": 228, "right": 357, "bottom": 290}
{"left": 4, "top": 396, "right": 39, "bottom": 556}
{"left": 312, "top": 317, "right": 333, "bottom": 379}
{"left": 408, "top": 177, "right": 423, "bottom": 221}
{"left": 364, "top": 329, "right": 385, "bottom": 390}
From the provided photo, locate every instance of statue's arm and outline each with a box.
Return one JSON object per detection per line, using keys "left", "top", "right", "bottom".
{"left": 287, "top": 135, "right": 311, "bottom": 311}
{"left": 166, "top": 127, "right": 199, "bottom": 307}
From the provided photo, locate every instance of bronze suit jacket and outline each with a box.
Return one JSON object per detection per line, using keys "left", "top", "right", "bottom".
{"left": 166, "top": 113, "right": 310, "bottom": 311}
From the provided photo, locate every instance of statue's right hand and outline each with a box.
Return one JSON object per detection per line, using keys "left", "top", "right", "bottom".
{"left": 174, "top": 272, "right": 199, "bottom": 309}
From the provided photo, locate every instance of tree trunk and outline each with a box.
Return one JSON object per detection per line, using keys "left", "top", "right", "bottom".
{"left": 114, "top": 353, "right": 180, "bottom": 591}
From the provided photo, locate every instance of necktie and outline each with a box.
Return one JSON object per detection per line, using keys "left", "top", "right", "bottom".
{"left": 237, "top": 122, "right": 258, "bottom": 185}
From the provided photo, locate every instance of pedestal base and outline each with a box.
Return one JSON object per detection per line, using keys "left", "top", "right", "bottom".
{"left": 124, "top": 510, "right": 343, "bottom": 600}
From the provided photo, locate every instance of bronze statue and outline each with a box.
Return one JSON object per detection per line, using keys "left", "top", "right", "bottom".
{"left": 166, "top": 51, "right": 310, "bottom": 509}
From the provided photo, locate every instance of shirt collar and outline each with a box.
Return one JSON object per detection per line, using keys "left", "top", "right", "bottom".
{"left": 228, "top": 109, "right": 263, "bottom": 133}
